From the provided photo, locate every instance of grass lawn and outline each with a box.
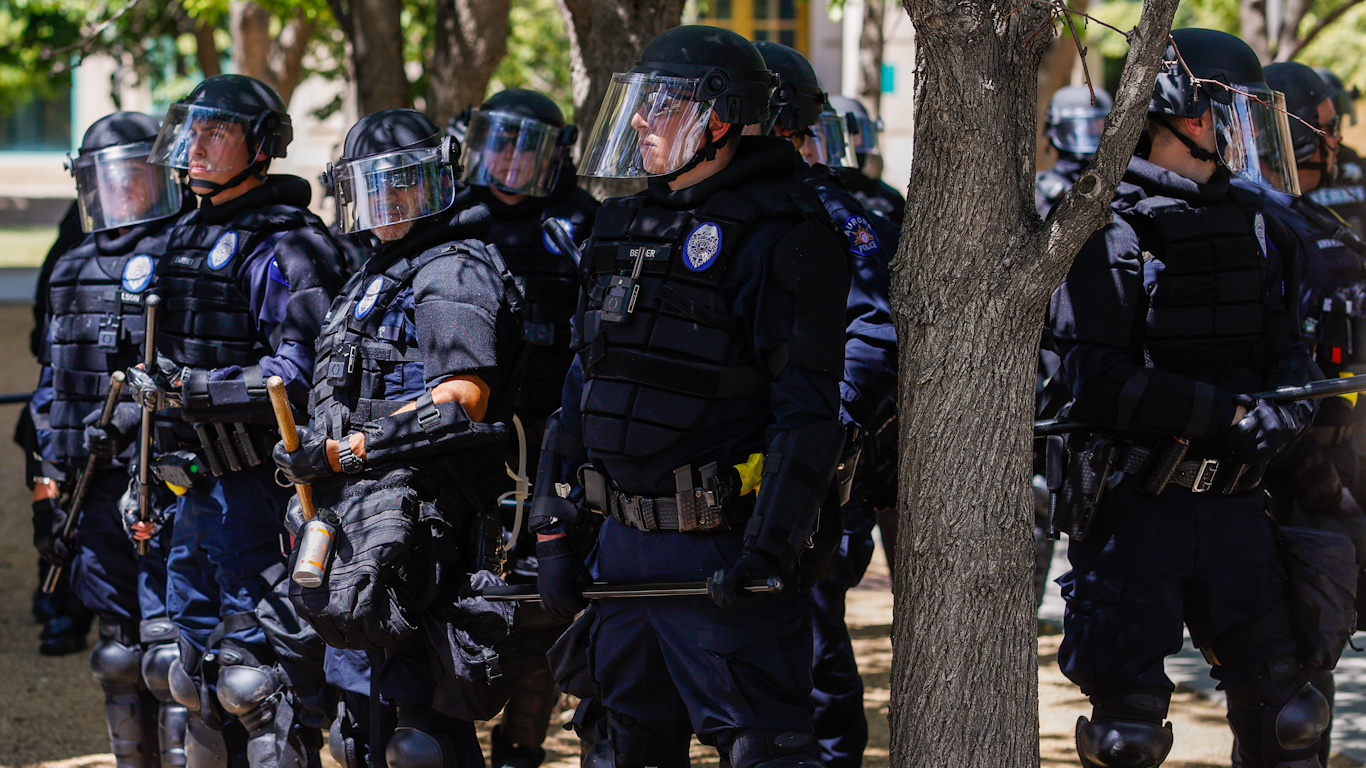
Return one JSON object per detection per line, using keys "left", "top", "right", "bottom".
{"left": 0, "top": 226, "right": 57, "bottom": 268}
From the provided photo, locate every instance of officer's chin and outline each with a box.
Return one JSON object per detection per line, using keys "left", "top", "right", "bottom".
{"left": 374, "top": 220, "right": 414, "bottom": 242}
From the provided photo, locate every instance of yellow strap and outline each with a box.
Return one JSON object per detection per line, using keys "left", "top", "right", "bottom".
{"left": 165, "top": 482, "right": 188, "bottom": 496}
{"left": 734, "top": 453, "right": 764, "bottom": 496}
{"left": 1340, "top": 371, "right": 1358, "bottom": 407}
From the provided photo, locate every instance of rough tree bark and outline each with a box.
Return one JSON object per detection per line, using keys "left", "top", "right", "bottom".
{"left": 555, "top": 0, "right": 686, "bottom": 199}
{"left": 229, "top": 1, "right": 316, "bottom": 106}
{"left": 329, "top": 0, "right": 411, "bottom": 115}
{"left": 426, "top": 0, "right": 513, "bottom": 127}
{"left": 887, "top": 0, "right": 1179, "bottom": 763}
{"left": 859, "top": 0, "right": 887, "bottom": 117}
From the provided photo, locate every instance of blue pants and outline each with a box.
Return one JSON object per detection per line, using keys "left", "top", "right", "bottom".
{"left": 71, "top": 469, "right": 141, "bottom": 624}
{"left": 588, "top": 519, "right": 816, "bottom": 745}
{"left": 810, "top": 501, "right": 876, "bottom": 768}
{"left": 165, "top": 463, "right": 291, "bottom": 655}
{"left": 1059, "top": 481, "right": 1296, "bottom": 706}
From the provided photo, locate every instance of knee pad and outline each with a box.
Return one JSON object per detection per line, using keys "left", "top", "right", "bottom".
{"left": 142, "top": 642, "right": 181, "bottom": 704}
{"left": 1075, "top": 717, "right": 1174, "bottom": 768}
{"left": 1273, "top": 683, "right": 1331, "bottom": 752}
{"left": 590, "top": 713, "right": 690, "bottom": 768}
{"left": 723, "top": 730, "right": 821, "bottom": 768}
{"left": 386, "top": 727, "right": 447, "bottom": 768}
{"left": 91, "top": 634, "right": 144, "bottom": 690}
{"left": 214, "top": 664, "right": 281, "bottom": 730}
{"left": 184, "top": 715, "right": 228, "bottom": 768}
{"left": 168, "top": 657, "right": 201, "bottom": 712}
{"left": 1227, "top": 656, "right": 1331, "bottom": 764}
{"left": 330, "top": 697, "right": 370, "bottom": 768}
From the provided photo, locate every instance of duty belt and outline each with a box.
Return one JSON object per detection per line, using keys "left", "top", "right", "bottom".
{"left": 1116, "top": 444, "right": 1258, "bottom": 495}
{"left": 583, "top": 466, "right": 749, "bottom": 532}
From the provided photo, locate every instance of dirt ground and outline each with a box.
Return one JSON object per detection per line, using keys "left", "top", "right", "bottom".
{"left": 0, "top": 300, "right": 1333, "bottom": 768}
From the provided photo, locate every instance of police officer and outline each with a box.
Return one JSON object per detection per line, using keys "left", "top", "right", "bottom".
{"left": 452, "top": 87, "right": 599, "bottom": 768}
{"left": 825, "top": 95, "right": 904, "bottom": 224}
{"left": 1049, "top": 29, "right": 1327, "bottom": 767}
{"left": 130, "top": 74, "right": 343, "bottom": 768}
{"left": 30, "top": 111, "right": 190, "bottom": 768}
{"left": 531, "top": 26, "right": 848, "bottom": 768}
{"left": 273, "top": 108, "right": 524, "bottom": 768}
{"left": 1307, "top": 68, "right": 1366, "bottom": 238}
{"left": 1036, "top": 85, "right": 1113, "bottom": 218}
{"left": 753, "top": 40, "right": 896, "bottom": 768}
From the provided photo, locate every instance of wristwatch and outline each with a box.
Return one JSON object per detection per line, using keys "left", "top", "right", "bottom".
{"left": 337, "top": 441, "right": 365, "bottom": 474}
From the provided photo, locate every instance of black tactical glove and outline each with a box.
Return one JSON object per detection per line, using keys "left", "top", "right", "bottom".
{"left": 83, "top": 402, "right": 143, "bottom": 459}
{"left": 118, "top": 478, "right": 172, "bottom": 543}
{"left": 272, "top": 426, "right": 333, "bottom": 485}
{"left": 707, "top": 549, "right": 782, "bottom": 610}
{"left": 32, "top": 496, "right": 71, "bottom": 565}
{"left": 536, "top": 536, "right": 591, "bottom": 619}
{"left": 1221, "top": 396, "right": 1308, "bottom": 464}
{"left": 125, "top": 362, "right": 182, "bottom": 411}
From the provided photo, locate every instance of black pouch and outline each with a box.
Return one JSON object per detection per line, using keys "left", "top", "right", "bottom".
{"left": 1051, "top": 432, "right": 1123, "bottom": 542}
{"left": 288, "top": 468, "right": 422, "bottom": 651}
{"left": 424, "top": 569, "right": 521, "bottom": 721}
{"left": 547, "top": 603, "right": 598, "bottom": 699}
{"left": 1278, "top": 525, "right": 1358, "bottom": 670}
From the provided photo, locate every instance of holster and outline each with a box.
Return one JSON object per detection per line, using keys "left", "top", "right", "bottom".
{"left": 1048, "top": 432, "right": 1122, "bottom": 542}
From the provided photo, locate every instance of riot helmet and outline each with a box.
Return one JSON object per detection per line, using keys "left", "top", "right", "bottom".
{"left": 1149, "top": 28, "right": 1300, "bottom": 195}
{"left": 579, "top": 25, "right": 776, "bottom": 179}
{"left": 752, "top": 41, "right": 856, "bottom": 168}
{"left": 1314, "top": 67, "right": 1358, "bottom": 126}
{"left": 68, "top": 112, "right": 183, "bottom": 233}
{"left": 1265, "top": 62, "right": 1338, "bottom": 182}
{"left": 327, "top": 109, "right": 459, "bottom": 237}
{"left": 1045, "top": 85, "right": 1113, "bottom": 157}
{"left": 460, "top": 88, "right": 577, "bottom": 197}
{"left": 149, "top": 75, "right": 293, "bottom": 197}
{"left": 828, "top": 95, "right": 881, "bottom": 157}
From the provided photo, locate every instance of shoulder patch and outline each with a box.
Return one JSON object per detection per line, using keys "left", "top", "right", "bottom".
{"left": 208, "top": 231, "right": 238, "bottom": 270}
{"left": 1255, "top": 212, "right": 1267, "bottom": 256}
{"left": 841, "top": 215, "right": 881, "bottom": 257}
{"left": 543, "top": 217, "right": 574, "bottom": 256}
{"left": 354, "top": 275, "right": 386, "bottom": 320}
{"left": 121, "top": 254, "right": 154, "bottom": 293}
{"left": 684, "top": 222, "right": 723, "bottom": 271}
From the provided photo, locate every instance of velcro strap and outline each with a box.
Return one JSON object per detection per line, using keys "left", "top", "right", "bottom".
{"left": 186, "top": 369, "right": 212, "bottom": 410}
{"left": 414, "top": 391, "right": 441, "bottom": 434}
{"left": 588, "top": 347, "right": 769, "bottom": 399}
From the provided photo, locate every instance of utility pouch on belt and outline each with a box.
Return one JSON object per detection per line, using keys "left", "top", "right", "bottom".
{"left": 152, "top": 451, "right": 207, "bottom": 493}
{"left": 1278, "top": 525, "right": 1358, "bottom": 671}
{"left": 1051, "top": 432, "right": 1122, "bottom": 542}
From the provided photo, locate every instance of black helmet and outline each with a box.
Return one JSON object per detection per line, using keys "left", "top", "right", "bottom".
{"left": 481, "top": 88, "right": 567, "bottom": 128}
{"left": 1314, "top": 66, "right": 1359, "bottom": 126}
{"left": 461, "top": 89, "right": 577, "bottom": 197}
{"left": 341, "top": 108, "right": 445, "bottom": 161}
{"left": 80, "top": 112, "right": 161, "bottom": 155}
{"left": 828, "top": 94, "right": 880, "bottom": 156}
{"left": 167, "top": 74, "right": 292, "bottom": 158}
{"left": 1265, "top": 62, "right": 1334, "bottom": 164}
{"left": 630, "top": 25, "right": 776, "bottom": 126}
{"left": 1045, "top": 86, "right": 1112, "bottom": 157}
{"left": 1150, "top": 28, "right": 1266, "bottom": 118}
{"left": 329, "top": 109, "right": 459, "bottom": 235}
{"left": 752, "top": 41, "right": 825, "bottom": 132}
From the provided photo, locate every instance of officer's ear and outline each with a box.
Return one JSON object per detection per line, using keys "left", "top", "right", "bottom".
{"left": 708, "top": 111, "right": 731, "bottom": 142}
{"left": 1181, "top": 109, "right": 1215, "bottom": 140}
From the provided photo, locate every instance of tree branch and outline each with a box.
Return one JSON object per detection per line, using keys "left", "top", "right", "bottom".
{"left": 1279, "top": 0, "right": 1366, "bottom": 60}
{"left": 43, "top": 0, "right": 145, "bottom": 58}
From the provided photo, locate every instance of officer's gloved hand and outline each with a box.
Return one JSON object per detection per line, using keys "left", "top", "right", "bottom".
{"left": 272, "top": 427, "right": 333, "bottom": 485}
{"left": 125, "top": 364, "right": 182, "bottom": 410}
{"left": 707, "top": 549, "right": 782, "bottom": 610}
{"left": 83, "top": 402, "right": 143, "bottom": 459}
{"left": 1222, "top": 395, "right": 1306, "bottom": 463}
{"left": 32, "top": 496, "right": 70, "bottom": 565}
{"left": 535, "top": 535, "right": 591, "bottom": 619}
{"left": 118, "top": 478, "right": 172, "bottom": 543}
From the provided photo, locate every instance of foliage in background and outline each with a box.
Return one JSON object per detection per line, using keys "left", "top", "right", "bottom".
{"left": 0, "top": 0, "right": 83, "bottom": 113}
{"left": 487, "top": 0, "right": 572, "bottom": 116}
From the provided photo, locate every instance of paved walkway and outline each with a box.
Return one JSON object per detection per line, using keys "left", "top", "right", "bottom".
{"left": 1039, "top": 537, "right": 1366, "bottom": 764}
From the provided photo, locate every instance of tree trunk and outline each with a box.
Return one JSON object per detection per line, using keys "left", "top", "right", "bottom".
{"left": 427, "top": 0, "right": 513, "bottom": 127}
{"left": 228, "top": 1, "right": 316, "bottom": 106}
{"left": 859, "top": 0, "right": 887, "bottom": 117}
{"left": 887, "top": 0, "right": 1179, "bottom": 764}
{"left": 555, "top": 0, "right": 686, "bottom": 200}
{"left": 1242, "top": 0, "right": 1272, "bottom": 61}
{"left": 191, "top": 19, "right": 221, "bottom": 77}
{"left": 347, "top": 0, "right": 411, "bottom": 115}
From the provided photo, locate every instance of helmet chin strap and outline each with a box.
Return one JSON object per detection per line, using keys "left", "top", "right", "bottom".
{"left": 1152, "top": 115, "right": 1221, "bottom": 164}
{"left": 657, "top": 125, "right": 738, "bottom": 184}
{"left": 184, "top": 159, "right": 269, "bottom": 200}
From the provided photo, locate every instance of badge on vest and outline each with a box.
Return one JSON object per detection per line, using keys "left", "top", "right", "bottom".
{"left": 355, "top": 276, "right": 386, "bottom": 320}
{"left": 122, "top": 254, "right": 154, "bottom": 293}
{"left": 841, "top": 215, "right": 881, "bottom": 256}
{"left": 684, "top": 222, "right": 722, "bottom": 271}
{"left": 543, "top": 218, "right": 574, "bottom": 255}
{"left": 208, "top": 231, "right": 238, "bottom": 270}
{"left": 1254, "top": 212, "right": 1267, "bottom": 257}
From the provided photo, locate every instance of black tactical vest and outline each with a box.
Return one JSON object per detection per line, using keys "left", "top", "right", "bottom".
{"left": 1289, "top": 199, "right": 1366, "bottom": 370}
{"left": 1124, "top": 186, "right": 1272, "bottom": 395}
{"left": 44, "top": 223, "right": 171, "bottom": 462}
{"left": 157, "top": 204, "right": 318, "bottom": 369}
{"left": 576, "top": 180, "right": 825, "bottom": 459}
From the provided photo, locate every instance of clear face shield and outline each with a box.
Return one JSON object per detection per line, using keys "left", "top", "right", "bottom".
{"left": 69, "top": 142, "right": 184, "bottom": 233}
{"left": 579, "top": 73, "right": 716, "bottom": 178}
{"left": 148, "top": 103, "right": 255, "bottom": 173}
{"left": 850, "top": 114, "right": 881, "bottom": 154}
{"left": 1212, "top": 85, "right": 1301, "bottom": 196}
{"left": 799, "top": 111, "right": 858, "bottom": 168}
{"left": 1049, "top": 107, "right": 1109, "bottom": 155}
{"left": 330, "top": 146, "right": 457, "bottom": 235}
{"left": 460, "top": 110, "right": 568, "bottom": 197}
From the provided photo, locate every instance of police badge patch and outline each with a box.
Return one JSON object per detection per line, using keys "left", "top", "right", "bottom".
{"left": 122, "top": 254, "right": 154, "bottom": 293}
{"left": 543, "top": 218, "right": 574, "bottom": 255}
{"left": 841, "top": 215, "right": 881, "bottom": 256}
{"left": 208, "top": 231, "right": 238, "bottom": 270}
{"left": 684, "top": 222, "right": 722, "bottom": 271}
{"left": 355, "top": 276, "right": 386, "bottom": 319}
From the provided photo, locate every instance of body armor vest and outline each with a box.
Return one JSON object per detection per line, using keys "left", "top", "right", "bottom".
{"left": 1290, "top": 198, "right": 1366, "bottom": 371}
{"left": 1307, "top": 146, "right": 1366, "bottom": 239}
{"left": 157, "top": 204, "right": 316, "bottom": 369}
{"left": 576, "top": 181, "right": 822, "bottom": 460}
{"left": 45, "top": 223, "right": 170, "bottom": 463}
{"left": 454, "top": 186, "right": 596, "bottom": 422}
{"left": 1123, "top": 186, "right": 1271, "bottom": 395}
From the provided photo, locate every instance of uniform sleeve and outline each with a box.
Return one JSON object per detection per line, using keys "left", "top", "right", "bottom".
{"left": 29, "top": 366, "right": 62, "bottom": 481}
{"left": 1049, "top": 220, "right": 1241, "bottom": 438}
{"left": 840, "top": 217, "right": 898, "bottom": 430}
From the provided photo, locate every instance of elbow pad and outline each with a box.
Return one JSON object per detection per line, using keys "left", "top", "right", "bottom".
{"left": 360, "top": 395, "right": 506, "bottom": 466}
{"left": 744, "top": 419, "right": 844, "bottom": 571}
